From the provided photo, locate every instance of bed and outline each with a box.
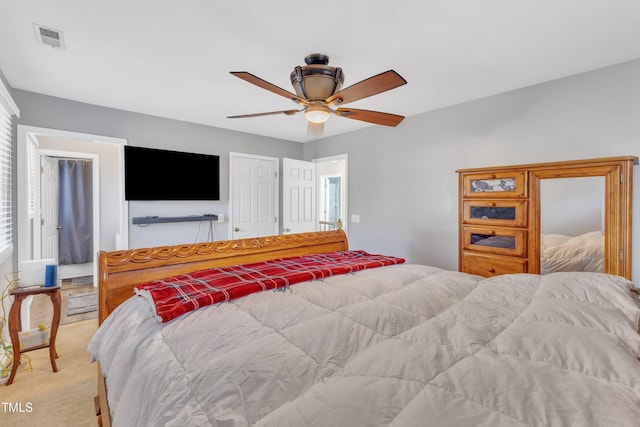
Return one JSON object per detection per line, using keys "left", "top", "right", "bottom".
{"left": 90, "top": 229, "right": 640, "bottom": 427}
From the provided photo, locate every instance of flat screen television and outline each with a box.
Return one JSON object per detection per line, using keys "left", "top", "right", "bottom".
{"left": 124, "top": 146, "right": 220, "bottom": 201}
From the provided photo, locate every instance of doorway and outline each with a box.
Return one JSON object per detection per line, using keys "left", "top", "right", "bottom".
{"left": 281, "top": 154, "right": 348, "bottom": 234}
{"left": 38, "top": 150, "right": 98, "bottom": 280}
{"left": 17, "top": 125, "right": 128, "bottom": 328}
{"left": 314, "top": 154, "right": 348, "bottom": 233}
{"left": 228, "top": 153, "right": 347, "bottom": 239}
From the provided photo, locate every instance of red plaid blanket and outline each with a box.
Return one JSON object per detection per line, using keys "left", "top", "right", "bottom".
{"left": 135, "top": 250, "right": 405, "bottom": 322}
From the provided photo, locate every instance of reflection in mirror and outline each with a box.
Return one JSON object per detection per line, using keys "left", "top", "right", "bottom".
{"left": 471, "top": 233, "right": 516, "bottom": 249}
{"left": 539, "top": 177, "right": 605, "bottom": 274}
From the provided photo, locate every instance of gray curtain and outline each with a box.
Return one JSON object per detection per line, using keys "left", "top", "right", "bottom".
{"left": 58, "top": 159, "right": 93, "bottom": 265}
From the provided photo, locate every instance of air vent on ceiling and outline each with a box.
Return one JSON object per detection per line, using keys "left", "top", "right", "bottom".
{"left": 34, "top": 24, "right": 65, "bottom": 49}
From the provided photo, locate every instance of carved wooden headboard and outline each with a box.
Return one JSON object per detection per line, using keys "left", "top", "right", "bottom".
{"left": 98, "top": 229, "right": 349, "bottom": 324}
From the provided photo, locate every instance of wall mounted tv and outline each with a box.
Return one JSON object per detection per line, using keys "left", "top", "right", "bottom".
{"left": 124, "top": 146, "right": 220, "bottom": 201}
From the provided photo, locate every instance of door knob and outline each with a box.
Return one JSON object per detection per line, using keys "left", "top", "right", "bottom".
{"left": 234, "top": 227, "right": 240, "bottom": 232}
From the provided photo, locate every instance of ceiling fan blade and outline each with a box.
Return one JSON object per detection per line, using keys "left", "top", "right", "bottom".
{"left": 230, "top": 72, "right": 308, "bottom": 105}
{"left": 227, "top": 109, "right": 301, "bottom": 119}
{"left": 335, "top": 108, "right": 405, "bottom": 127}
{"left": 326, "top": 70, "right": 407, "bottom": 105}
{"left": 307, "top": 121, "right": 324, "bottom": 138}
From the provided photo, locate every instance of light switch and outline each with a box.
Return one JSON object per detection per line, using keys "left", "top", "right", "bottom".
{"left": 351, "top": 214, "right": 360, "bottom": 223}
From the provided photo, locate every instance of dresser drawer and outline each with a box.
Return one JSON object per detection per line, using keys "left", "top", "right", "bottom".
{"left": 462, "top": 200, "right": 528, "bottom": 227}
{"left": 461, "top": 171, "right": 527, "bottom": 198}
{"left": 461, "top": 252, "right": 528, "bottom": 277}
{"left": 462, "top": 226, "right": 527, "bottom": 257}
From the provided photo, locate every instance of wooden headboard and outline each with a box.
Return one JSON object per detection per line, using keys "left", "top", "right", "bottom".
{"left": 97, "top": 229, "right": 349, "bottom": 324}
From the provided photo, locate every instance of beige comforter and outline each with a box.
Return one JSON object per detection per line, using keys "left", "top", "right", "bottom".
{"left": 89, "top": 265, "right": 640, "bottom": 426}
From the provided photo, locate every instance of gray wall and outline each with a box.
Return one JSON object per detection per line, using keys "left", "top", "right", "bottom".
{"left": 304, "top": 59, "right": 640, "bottom": 282}
{"left": 12, "top": 90, "right": 303, "bottom": 248}
{"left": 6, "top": 59, "right": 640, "bottom": 282}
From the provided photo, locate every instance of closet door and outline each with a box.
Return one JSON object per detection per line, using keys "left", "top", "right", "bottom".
{"left": 229, "top": 153, "right": 279, "bottom": 239}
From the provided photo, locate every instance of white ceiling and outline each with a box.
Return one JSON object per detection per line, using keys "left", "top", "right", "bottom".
{"left": 2, "top": 1, "right": 640, "bottom": 143}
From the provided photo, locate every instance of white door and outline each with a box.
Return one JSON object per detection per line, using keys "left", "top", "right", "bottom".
{"left": 282, "top": 158, "right": 316, "bottom": 234}
{"left": 40, "top": 155, "right": 59, "bottom": 259}
{"left": 229, "top": 153, "right": 279, "bottom": 239}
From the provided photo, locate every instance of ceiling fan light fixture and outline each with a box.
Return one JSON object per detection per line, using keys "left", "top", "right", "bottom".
{"left": 304, "top": 105, "right": 330, "bottom": 123}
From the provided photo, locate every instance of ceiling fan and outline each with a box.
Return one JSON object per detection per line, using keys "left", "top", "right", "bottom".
{"left": 227, "top": 54, "right": 407, "bottom": 137}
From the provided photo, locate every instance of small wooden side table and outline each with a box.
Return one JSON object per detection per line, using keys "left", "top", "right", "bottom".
{"left": 6, "top": 285, "right": 61, "bottom": 385}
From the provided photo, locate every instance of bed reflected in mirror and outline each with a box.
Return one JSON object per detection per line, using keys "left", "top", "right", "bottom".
{"left": 539, "top": 177, "right": 605, "bottom": 274}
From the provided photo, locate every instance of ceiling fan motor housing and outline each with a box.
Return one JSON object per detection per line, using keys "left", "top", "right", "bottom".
{"left": 290, "top": 54, "right": 344, "bottom": 101}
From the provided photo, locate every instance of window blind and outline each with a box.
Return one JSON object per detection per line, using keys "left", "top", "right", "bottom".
{"left": 0, "top": 101, "right": 13, "bottom": 261}
{"left": 27, "top": 136, "right": 37, "bottom": 216}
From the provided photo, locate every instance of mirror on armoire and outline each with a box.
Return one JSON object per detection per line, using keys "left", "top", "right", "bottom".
{"left": 530, "top": 157, "right": 636, "bottom": 280}
{"left": 539, "top": 177, "right": 605, "bottom": 274}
